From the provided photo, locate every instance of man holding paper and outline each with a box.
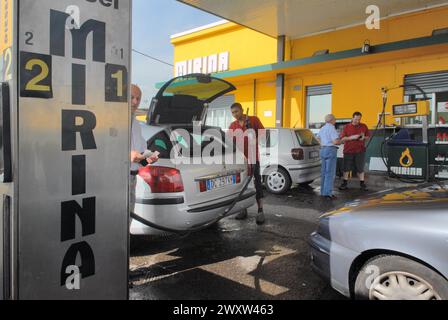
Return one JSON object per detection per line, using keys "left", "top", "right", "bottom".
{"left": 130, "top": 84, "right": 159, "bottom": 214}
{"left": 339, "top": 111, "right": 370, "bottom": 192}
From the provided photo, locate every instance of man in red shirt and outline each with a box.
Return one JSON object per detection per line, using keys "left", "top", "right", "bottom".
{"left": 228, "top": 103, "right": 265, "bottom": 225}
{"left": 339, "top": 112, "right": 370, "bottom": 191}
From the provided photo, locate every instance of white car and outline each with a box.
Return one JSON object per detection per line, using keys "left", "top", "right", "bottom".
{"left": 260, "top": 128, "right": 321, "bottom": 194}
{"left": 131, "top": 74, "right": 256, "bottom": 236}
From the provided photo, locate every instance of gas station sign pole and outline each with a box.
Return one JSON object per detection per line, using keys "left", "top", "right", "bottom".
{"left": 1, "top": 0, "right": 131, "bottom": 299}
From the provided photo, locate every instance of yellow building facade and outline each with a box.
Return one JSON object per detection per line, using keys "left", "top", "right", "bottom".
{"left": 169, "top": 6, "right": 448, "bottom": 129}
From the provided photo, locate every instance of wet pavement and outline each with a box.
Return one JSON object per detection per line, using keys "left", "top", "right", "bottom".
{"left": 129, "top": 181, "right": 381, "bottom": 300}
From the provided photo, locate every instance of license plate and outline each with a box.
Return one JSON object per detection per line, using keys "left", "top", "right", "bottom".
{"left": 310, "top": 151, "right": 319, "bottom": 159}
{"left": 206, "top": 175, "right": 236, "bottom": 191}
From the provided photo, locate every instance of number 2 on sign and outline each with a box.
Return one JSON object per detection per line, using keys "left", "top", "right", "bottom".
{"left": 25, "top": 59, "right": 51, "bottom": 92}
{"left": 3, "top": 48, "right": 13, "bottom": 81}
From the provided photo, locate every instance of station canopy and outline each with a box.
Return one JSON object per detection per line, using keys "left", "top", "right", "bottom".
{"left": 178, "top": 0, "right": 448, "bottom": 39}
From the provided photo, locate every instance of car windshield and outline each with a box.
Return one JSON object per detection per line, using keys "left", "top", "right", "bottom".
{"left": 295, "top": 129, "right": 320, "bottom": 146}
{"left": 161, "top": 75, "right": 234, "bottom": 102}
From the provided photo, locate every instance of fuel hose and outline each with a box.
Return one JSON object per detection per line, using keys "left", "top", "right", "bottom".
{"left": 375, "top": 84, "right": 429, "bottom": 184}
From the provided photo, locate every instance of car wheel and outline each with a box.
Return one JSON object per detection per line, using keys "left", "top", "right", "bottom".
{"left": 265, "top": 168, "right": 292, "bottom": 194}
{"left": 354, "top": 255, "right": 448, "bottom": 300}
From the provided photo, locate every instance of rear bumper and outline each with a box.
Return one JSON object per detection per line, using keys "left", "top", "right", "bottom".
{"left": 288, "top": 163, "right": 321, "bottom": 184}
{"left": 137, "top": 197, "right": 184, "bottom": 205}
{"left": 309, "top": 232, "right": 331, "bottom": 282}
{"left": 131, "top": 190, "right": 256, "bottom": 235}
{"left": 187, "top": 191, "right": 255, "bottom": 213}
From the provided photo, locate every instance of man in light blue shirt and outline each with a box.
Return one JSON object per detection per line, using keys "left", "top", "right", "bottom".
{"left": 130, "top": 85, "right": 159, "bottom": 214}
{"left": 317, "top": 114, "right": 341, "bottom": 200}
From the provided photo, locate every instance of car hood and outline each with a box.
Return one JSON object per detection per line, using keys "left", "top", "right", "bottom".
{"left": 322, "top": 182, "right": 448, "bottom": 218}
{"left": 147, "top": 74, "right": 236, "bottom": 126}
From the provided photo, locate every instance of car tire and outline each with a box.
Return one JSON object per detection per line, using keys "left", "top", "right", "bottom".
{"left": 354, "top": 255, "right": 448, "bottom": 300}
{"left": 265, "top": 168, "right": 292, "bottom": 195}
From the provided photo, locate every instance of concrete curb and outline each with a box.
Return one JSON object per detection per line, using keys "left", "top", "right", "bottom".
{"left": 334, "top": 173, "right": 419, "bottom": 189}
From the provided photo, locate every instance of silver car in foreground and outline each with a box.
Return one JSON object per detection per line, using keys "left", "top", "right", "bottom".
{"left": 310, "top": 183, "right": 448, "bottom": 300}
{"left": 131, "top": 75, "right": 256, "bottom": 236}
{"left": 260, "top": 128, "right": 321, "bottom": 194}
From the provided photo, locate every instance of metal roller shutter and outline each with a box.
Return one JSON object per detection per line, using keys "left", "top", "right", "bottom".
{"left": 404, "top": 71, "right": 448, "bottom": 95}
{"left": 206, "top": 94, "right": 235, "bottom": 129}
{"left": 209, "top": 94, "right": 235, "bottom": 109}
{"left": 306, "top": 84, "right": 332, "bottom": 96}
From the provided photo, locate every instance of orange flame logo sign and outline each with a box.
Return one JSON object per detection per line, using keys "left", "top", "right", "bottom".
{"left": 399, "top": 148, "right": 414, "bottom": 168}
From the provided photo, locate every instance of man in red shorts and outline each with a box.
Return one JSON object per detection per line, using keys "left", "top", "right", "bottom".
{"left": 339, "top": 111, "right": 370, "bottom": 191}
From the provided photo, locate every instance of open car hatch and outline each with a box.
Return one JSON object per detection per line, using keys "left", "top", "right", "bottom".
{"left": 147, "top": 74, "right": 236, "bottom": 126}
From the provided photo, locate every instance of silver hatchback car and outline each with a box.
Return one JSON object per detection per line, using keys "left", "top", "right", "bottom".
{"left": 310, "top": 182, "right": 448, "bottom": 300}
{"left": 260, "top": 128, "right": 321, "bottom": 194}
{"left": 130, "top": 75, "right": 256, "bottom": 236}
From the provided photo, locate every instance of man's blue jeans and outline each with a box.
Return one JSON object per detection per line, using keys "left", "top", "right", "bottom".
{"left": 320, "top": 146, "right": 338, "bottom": 196}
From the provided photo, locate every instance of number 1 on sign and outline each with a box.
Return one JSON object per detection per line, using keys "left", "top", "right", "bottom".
{"left": 111, "top": 70, "right": 123, "bottom": 97}
{"left": 105, "top": 64, "right": 128, "bottom": 102}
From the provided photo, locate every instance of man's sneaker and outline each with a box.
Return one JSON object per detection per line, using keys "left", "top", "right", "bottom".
{"left": 339, "top": 181, "right": 348, "bottom": 190}
{"left": 235, "top": 209, "right": 248, "bottom": 220}
{"left": 256, "top": 210, "right": 265, "bottom": 225}
{"left": 360, "top": 183, "right": 369, "bottom": 192}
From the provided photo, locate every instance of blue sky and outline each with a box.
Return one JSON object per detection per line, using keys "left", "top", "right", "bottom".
{"left": 132, "top": 0, "right": 220, "bottom": 107}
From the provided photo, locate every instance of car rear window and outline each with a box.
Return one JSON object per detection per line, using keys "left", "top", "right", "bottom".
{"left": 295, "top": 129, "right": 320, "bottom": 147}
{"left": 161, "top": 75, "right": 234, "bottom": 101}
{"left": 259, "top": 129, "right": 279, "bottom": 149}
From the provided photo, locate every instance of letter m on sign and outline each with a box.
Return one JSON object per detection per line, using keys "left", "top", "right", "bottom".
{"left": 50, "top": 9, "right": 106, "bottom": 62}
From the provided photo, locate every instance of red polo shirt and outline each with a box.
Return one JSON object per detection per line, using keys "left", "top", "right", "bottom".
{"left": 228, "top": 116, "right": 264, "bottom": 162}
{"left": 341, "top": 123, "right": 370, "bottom": 154}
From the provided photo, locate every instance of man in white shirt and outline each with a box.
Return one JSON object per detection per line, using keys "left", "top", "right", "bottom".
{"left": 317, "top": 114, "right": 341, "bottom": 200}
{"left": 130, "top": 84, "right": 158, "bottom": 214}
{"left": 317, "top": 114, "right": 361, "bottom": 200}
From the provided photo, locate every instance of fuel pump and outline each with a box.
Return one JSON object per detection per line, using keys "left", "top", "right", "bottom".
{"left": 1, "top": 0, "right": 130, "bottom": 299}
{"left": 378, "top": 85, "right": 430, "bottom": 182}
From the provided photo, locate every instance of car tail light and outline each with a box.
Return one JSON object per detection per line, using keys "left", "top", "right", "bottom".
{"left": 236, "top": 173, "right": 241, "bottom": 184}
{"left": 292, "top": 148, "right": 304, "bottom": 160}
{"left": 138, "top": 166, "right": 184, "bottom": 193}
{"left": 199, "top": 180, "right": 207, "bottom": 193}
